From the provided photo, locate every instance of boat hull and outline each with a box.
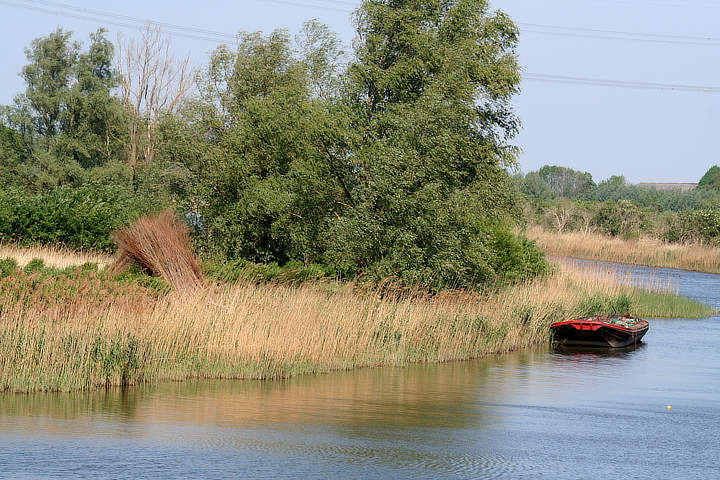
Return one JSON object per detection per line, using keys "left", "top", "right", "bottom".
{"left": 551, "top": 317, "right": 649, "bottom": 348}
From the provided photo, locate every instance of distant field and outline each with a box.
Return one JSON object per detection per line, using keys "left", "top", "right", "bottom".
{"left": 0, "top": 244, "right": 111, "bottom": 270}
{"left": 527, "top": 226, "right": 720, "bottom": 274}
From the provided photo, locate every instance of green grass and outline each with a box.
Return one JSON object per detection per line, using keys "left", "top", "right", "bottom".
{"left": 628, "top": 290, "right": 717, "bottom": 318}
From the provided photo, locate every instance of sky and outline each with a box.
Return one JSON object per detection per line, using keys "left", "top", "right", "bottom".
{"left": 1, "top": 0, "right": 719, "bottom": 184}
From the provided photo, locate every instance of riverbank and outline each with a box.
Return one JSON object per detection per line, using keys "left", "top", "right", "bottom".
{"left": 526, "top": 226, "right": 720, "bottom": 274}
{"left": 1, "top": 249, "right": 714, "bottom": 393}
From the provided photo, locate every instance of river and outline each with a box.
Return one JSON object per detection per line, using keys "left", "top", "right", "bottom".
{"left": 2, "top": 261, "right": 720, "bottom": 479}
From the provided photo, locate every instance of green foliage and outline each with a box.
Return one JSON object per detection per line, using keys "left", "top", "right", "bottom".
{"left": 190, "top": 25, "right": 347, "bottom": 265}
{"left": 537, "top": 165, "right": 595, "bottom": 198}
{"left": 591, "top": 200, "right": 650, "bottom": 238}
{"left": 584, "top": 175, "right": 720, "bottom": 211}
{"left": 698, "top": 165, "right": 720, "bottom": 191}
{"left": 23, "top": 258, "right": 46, "bottom": 274}
{"left": 1, "top": 13, "right": 551, "bottom": 291}
{"left": 664, "top": 209, "right": 720, "bottom": 244}
{"left": 19, "top": 27, "right": 79, "bottom": 142}
{"left": 519, "top": 164, "right": 720, "bottom": 244}
{"left": 520, "top": 167, "right": 720, "bottom": 212}
{"left": 3, "top": 28, "right": 129, "bottom": 191}
{"left": 573, "top": 293, "right": 631, "bottom": 317}
{"left": 0, "top": 124, "right": 29, "bottom": 188}
{"left": 323, "top": 0, "right": 544, "bottom": 288}
{"left": 182, "top": 5, "right": 548, "bottom": 289}
{"left": 0, "top": 258, "right": 19, "bottom": 278}
{"left": 0, "top": 184, "right": 159, "bottom": 251}
{"left": 204, "top": 259, "right": 332, "bottom": 285}
{"left": 113, "top": 264, "right": 172, "bottom": 294}
{"left": 521, "top": 171, "right": 553, "bottom": 201}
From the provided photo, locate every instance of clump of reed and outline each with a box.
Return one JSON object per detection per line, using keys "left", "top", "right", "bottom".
{"left": 0, "top": 258, "right": 162, "bottom": 320}
{"left": 0, "top": 259, "right": 712, "bottom": 393}
{"left": 0, "top": 243, "right": 111, "bottom": 270}
{"left": 527, "top": 226, "right": 720, "bottom": 274}
{"left": 110, "top": 210, "right": 204, "bottom": 291}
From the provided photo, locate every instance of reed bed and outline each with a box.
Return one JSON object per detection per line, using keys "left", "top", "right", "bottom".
{"left": 0, "top": 244, "right": 111, "bottom": 269}
{"left": 0, "top": 260, "right": 712, "bottom": 393}
{"left": 111, "top": 210, "right": 204, "bottom": 291}
{"left": 527, "top": 226, "right": 720, "bottom": 274}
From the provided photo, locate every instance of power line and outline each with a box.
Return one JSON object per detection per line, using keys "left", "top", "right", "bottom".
{"left": 0, "top": 0, "right": 237, "bottom": 43}
{"left": 518, "top": 22, "right": 720, "bottom": 46}
{"left": 589, "top": 0, "right": 720, "bottom": 9}
{"left": 4, "top": 0, "right": 720, "bottom": 94}
{"left": 520, "top": 28, "right": 720, "bottom": 46}
{"left": 6, "top": 0, "right": 720, "bottom": 48}
{"left": 259, "top": 0, "right": 720, "bottom": 46}
{"left": 260, "top": 0, "right": 353, "bottom": 12}
{"left": 524, "top": 73, "right": 720, "bottom": 93}
{"left": 25, "top": 0, "right": 238, "bottom": 40}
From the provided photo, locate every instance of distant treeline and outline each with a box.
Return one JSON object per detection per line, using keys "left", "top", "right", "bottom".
{"left": 518, "top": 165, "right": 720, "bottom": 244}
{"left": 0, "top": 0, "right": 549, "bottom": 289}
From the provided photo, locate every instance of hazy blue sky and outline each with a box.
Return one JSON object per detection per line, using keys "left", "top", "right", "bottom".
{"left": 2, "top": 0, "right": 719, "bottom": 183}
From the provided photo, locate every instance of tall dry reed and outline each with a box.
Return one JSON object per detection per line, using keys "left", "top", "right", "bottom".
{"left": 0, "top": 244, "right": 111, "bottom": 269}
{"left": 0, "top": 260, "right": 711, "bottom": 392}
{"left": 527, "top": 226, "right": 720, "bottom": 273}
{"left": 111, "top": 210, "right": 204, "bottom": 290}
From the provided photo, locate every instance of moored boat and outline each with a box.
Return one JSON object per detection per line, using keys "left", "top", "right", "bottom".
{"left": 550, "top": 314, "right": 649, "bottom": 348}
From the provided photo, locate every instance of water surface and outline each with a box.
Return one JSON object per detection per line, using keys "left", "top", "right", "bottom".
{"left": 2, "top": 262, "right": 719, "bottom": 479}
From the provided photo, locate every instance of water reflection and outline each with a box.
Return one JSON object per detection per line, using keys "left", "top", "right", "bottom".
{"left": 2, "top": 260, "right": 720, "bottom": 479}
{"left": 2, "top": 354, "right": 531, "bottom": 429}
{"left": 553, "top": 342, "right": 647, "bottom": 357}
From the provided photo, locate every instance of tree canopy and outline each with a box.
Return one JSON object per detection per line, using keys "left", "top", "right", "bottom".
{"left": 0, "top": 4, "right": 550, "bottom": 289}
{"left": 698, "top": 165, "right": 720, "bottom": 191}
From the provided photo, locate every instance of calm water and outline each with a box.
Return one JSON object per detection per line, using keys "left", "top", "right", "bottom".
{"left": 2, "top": 262, "right": 720, "bottom": 479}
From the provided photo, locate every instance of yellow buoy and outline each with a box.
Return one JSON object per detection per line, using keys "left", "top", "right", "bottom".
{"left": 666, "top": 405, "right": 672, "bottom": 411}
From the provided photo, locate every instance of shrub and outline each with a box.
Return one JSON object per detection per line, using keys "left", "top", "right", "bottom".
{"left": 664, "top": 209, "right": 720, "bottom": 245}
{"left": 0, "top": 184, "right": 159, "bottom": 251}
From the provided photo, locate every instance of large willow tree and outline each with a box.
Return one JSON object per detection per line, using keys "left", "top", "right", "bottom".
{"left": 192, "top": 1, "right": 546, "bottom": 288}
{"left": 322, "top": 0, "right": 545, "bottom": 286}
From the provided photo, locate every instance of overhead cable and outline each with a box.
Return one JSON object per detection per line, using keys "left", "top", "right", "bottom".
{"left": 524, "top": 73, "right": 720, "bottom": 93}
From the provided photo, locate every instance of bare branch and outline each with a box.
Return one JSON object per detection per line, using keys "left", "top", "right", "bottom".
{"left": 117, "top": 23, "right": 195, "bottom": 165}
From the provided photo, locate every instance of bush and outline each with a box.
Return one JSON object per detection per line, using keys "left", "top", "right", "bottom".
{"left": 205, "top": 259, "right": 332, "bottom": 285}
{"left": 664, "top": 209, "right": 720, "bottom": 245}
{"left": 591, "top": 200, "right": 651, "bottom": 238}
{"left": 0, "top": 184, "right": 160, "bottom": 251}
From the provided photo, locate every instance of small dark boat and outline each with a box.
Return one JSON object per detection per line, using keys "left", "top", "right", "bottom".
{"left": 550, "top": 314, "right": 649, "bottom": 348}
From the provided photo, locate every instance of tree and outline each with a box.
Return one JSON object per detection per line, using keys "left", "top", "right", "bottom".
{"left": 521, "top": 171, "right": 552, "bottom": 201}
{"left": 18, "top": 28, "right": 78, "bottom": 148}
{"left": 322, "top": 0, "right": 546, "bottom": 286}
{"left": 698, "top": 165, "right": 720, "bottom": 191}
{"left": 0, "top": 122, "right": 29, "bottom": 187}
{"left": 117, "top": 23, "right": 193, "bottom": 167}
{"left": 3, "top": 28, "right": 130, "bottom": 190}
{"left": 56, "top": 29, "right": 128, "bottom": 169}
{"left": 190, "top": 25, "right": 349, "bottom": 264}
{"left": 592, "top": 199, "right": 647, "bottom": 238}
{"left": 546, "top": 202, "right": 573, "bottom": 233}
{"left": 537, "top": 165, "right": 595, "bottom": 198}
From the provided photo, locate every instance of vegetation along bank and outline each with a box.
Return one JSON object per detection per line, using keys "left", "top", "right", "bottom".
{"left": 0, "top": 245, "right": 713, "bottom": 393}
{"left": 1, "top": 0, "right": 716, "bottom": 394}
{"left": 517, "top": 165, "right": 720, "bottom": 273}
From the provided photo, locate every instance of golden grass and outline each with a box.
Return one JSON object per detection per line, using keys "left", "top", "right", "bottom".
{"left": 0, "top": 244, "right": 111, "bottom": 269}
{"left": 111, "top": 210, "right": 204, "bottom": 290}
{"left": 527, "top": 226, "right": 720, "bottom": 273}
{"left": 0, "top": 259, "right": 712, "bottom": 393}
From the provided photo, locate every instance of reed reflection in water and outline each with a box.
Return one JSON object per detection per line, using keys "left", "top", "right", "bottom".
{"left": 3, "top": 260, "right": 720, "bottom": 479}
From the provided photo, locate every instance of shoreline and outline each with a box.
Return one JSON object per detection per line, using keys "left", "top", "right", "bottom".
{"left": 527, "top": 227, "right": 720, "bottom": 275}
{"left": 0, "top": 251, "right": 714, "bottom": 394}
